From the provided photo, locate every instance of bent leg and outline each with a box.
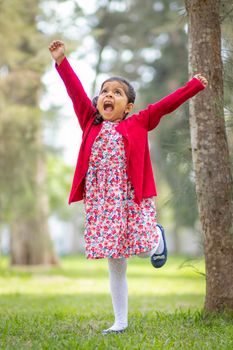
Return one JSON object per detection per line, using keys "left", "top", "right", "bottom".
{"left": 137, "top": 224, "right": 164, "bottom": 259}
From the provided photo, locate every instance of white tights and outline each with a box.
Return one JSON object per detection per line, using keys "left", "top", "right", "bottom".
{"left": 105, "top": 226, "right": 164, "bottom": 332}
{"left": 107, "top": 258, "right": 128, "bottom": 331}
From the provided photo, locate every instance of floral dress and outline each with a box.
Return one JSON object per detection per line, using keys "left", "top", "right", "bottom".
{"left": 83, "top": 120, "right": 159, "bottom": 259}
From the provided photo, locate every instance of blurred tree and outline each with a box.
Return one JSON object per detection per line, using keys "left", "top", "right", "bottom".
{"left": 0, "top": 0, "right": 58, "bottom": 265}
{"left": 46, "top": 155, "right": 73, "bottom": 220}
{"left": 185, "top": 0, "right": 233, "bottom": 311}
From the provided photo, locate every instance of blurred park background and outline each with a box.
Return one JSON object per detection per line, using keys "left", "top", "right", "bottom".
{"left": 1, "top": 0, "right": 233, "bottom": 348}
{"left": 1, "top": 0, "right": 232, "bottom": 263}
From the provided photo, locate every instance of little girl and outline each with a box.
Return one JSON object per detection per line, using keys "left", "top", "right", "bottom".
{"left": 49, "top": 40, "right": 208, "bottom": 335}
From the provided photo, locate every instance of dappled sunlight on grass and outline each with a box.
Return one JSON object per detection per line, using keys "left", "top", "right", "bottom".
{"left": 0, "top": 255, "right": 205, "bottom": 305}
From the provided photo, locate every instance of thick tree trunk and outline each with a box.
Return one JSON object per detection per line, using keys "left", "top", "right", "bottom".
{"left": 10, "top": 127, "right": 58, "bottom": 266}
{"left": 10, "top": 216, "right": 57, "bottom": 265}
{"left": 10, "top": 163, "right": 58, "bottom": 265}
{"left": 185, "top": 0, "right": 233, "bottom": 311}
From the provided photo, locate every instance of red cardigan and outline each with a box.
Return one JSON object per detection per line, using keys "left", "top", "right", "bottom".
{"left": 56, "top": 57, "right": 205, "bottom": 205}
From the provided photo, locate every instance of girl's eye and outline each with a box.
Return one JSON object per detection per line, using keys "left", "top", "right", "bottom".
{"left": 115, "top": 90, "right": 121, "bottom": 95}
{"left": 101, "top": 89, "right": 107, "bottom": 94}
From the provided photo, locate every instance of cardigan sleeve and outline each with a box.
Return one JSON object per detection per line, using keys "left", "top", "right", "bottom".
{"left": 134, "top": 77, "right": 206, "bottom": 131}
{"left": 55, "top": 57, "right": 96, "bottom": 131}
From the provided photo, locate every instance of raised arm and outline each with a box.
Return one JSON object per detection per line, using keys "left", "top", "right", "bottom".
{"left": 49, "top": 40, "right": 96, "bottom": 131}
{"left": 134, "top": 77, "right": 206, "bottom": 131}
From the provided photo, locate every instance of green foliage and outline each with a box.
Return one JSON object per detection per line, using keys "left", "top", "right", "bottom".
{"left": 0, "top": 0, "right": 47, "bottom": 71}
{"left": 0, "top": 255, "right": 232, "bottom": 349}
{"left": 46, "top": 155, "right": 73, "bottom": 220}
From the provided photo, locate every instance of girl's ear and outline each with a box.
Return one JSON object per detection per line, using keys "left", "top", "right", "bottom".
{"left": 125, "top": 103, "right": 134, "bottom": 114}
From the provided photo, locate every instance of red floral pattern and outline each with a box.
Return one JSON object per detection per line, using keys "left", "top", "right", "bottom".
{"left": 83, "top": 120, "right": 159, "bottom": 259}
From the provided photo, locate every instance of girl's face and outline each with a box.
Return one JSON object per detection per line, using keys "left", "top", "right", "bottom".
{"left": 97, "top": 81, "right": 134, "bottom": 123}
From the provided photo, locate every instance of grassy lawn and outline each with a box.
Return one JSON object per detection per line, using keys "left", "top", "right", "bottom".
{"left": 0, "top": 255, "right": 232, "bottom": 349}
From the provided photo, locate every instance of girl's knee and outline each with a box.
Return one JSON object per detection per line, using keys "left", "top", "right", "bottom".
{"left": 137, "top": 251, "right": 150, "bottom": 259}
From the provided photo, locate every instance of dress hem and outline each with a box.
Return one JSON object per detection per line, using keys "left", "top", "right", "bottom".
{"left": 85, "top": 245, "right": 156, "bottom": 260}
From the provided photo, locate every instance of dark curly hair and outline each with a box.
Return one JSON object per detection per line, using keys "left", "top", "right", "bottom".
{"left": 92, "top": 76, "right": 136, "bottom": 125}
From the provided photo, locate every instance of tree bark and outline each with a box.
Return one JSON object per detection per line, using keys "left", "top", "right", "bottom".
{"left": 10, "top": 216, "right": 57, "bottom": 265}
{"left": 9, "top": 117, "right": 58, "bottom": 265}
{"left": 185, "top": 0, "right": 233, "bottom": 311}
{"left": 9, "top": 125, "right": 58, "bottom": 265}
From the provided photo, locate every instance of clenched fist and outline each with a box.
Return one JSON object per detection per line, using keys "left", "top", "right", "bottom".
{"left": 48, "top": 40, "right": 65, "bottom": 65}
{"left": 193, "top": 73, "right": 208, "bottom": 87}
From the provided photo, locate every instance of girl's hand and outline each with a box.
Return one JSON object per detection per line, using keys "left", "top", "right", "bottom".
{"left": 48, "top": 40, "right": 65, "bottom": 65}
{"left": 193, "top": 73, "right": 208, "bottom": 87}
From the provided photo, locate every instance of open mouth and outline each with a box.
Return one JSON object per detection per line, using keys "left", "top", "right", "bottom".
{"left": 104, "top": 101, "right": 114, "bottom": 112}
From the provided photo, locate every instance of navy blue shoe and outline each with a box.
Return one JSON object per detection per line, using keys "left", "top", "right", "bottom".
{"left": 151, "top": 223, "right": 167, "bottom": 268}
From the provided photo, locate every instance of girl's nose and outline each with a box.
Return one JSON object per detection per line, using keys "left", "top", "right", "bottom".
{"left": 106, "top": 91, "right": 113, "bottom": 97}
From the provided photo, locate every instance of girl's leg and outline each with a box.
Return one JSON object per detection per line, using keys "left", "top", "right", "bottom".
{"left": 103, "top": 257, "right": 128, "bottom": 333}
{"left": 137, "top": 224, "right": 164, "bottom": 259}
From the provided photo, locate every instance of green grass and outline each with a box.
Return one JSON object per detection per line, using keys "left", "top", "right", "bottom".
{"left": 0, "top": 255, "right": 232, "bottom": 349}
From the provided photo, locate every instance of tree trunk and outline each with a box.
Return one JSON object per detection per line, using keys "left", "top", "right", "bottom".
{"left": 185, "top": 0, "right": 233, "bottom": 311}
{"left": 10, "top": 127, "right": 58, "bottom": 266}
{"left": 10, "top": 155, "right": 58, "bottom": 265}
{"left": 10, "top": 216, "right": 57, "bottom": 265}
